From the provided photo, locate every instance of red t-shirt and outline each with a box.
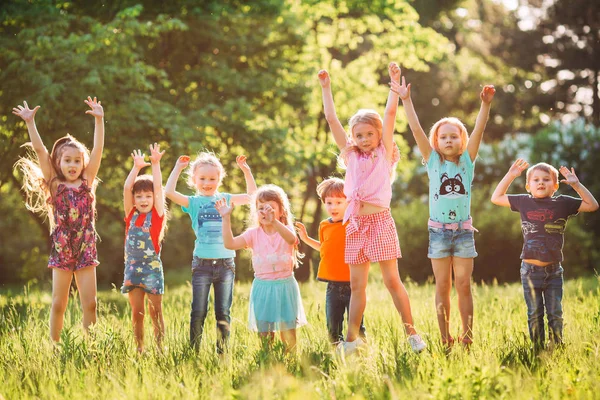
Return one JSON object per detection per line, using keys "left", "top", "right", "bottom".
{"left": 124, "top": 207, "right": 165, "bottom": 253}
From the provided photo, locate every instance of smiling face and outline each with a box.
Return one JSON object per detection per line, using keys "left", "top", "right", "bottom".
{"left": 352, "top": 122, "right": 381, "bottom": 153}
{"left": 526, "top": 169, "right": 558, "bottom": 199}
{"left": 324, "top": 196, "right": 348, "bottom": 222}
{"left": 133, "top": 190, "right": 154, "bottom": 214}
{"left": 59, "top": 146, "right": 84, "bottom": 182}
{"left": 436, "top": 123, "right": 463, "bottom": 161}
{"left": 193, "top": 164, "right": 221, "bottom": 196}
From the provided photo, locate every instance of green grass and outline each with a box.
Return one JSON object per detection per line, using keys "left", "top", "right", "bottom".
{"left": 1, "top": 272, "right": 599, "bottom": 399}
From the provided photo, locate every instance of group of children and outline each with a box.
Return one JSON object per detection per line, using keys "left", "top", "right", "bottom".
{"left": 13, "top": 61, "right": 598, "bottom": 355}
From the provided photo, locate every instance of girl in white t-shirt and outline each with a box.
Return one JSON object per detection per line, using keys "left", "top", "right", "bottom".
{"left": 216, "top": 184, "right": 307, "bottom": 351}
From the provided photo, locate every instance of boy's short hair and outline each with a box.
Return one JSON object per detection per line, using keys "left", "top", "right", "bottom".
{"left": 526, "top": 163, "right": 559, "bottom": 184}
{"left": 316, "top": 177, "right": 345, "bottom": 201}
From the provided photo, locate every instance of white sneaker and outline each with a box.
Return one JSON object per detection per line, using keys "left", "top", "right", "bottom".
{"left": 336, "top": 337, "right": 366, "bottom": 356}
{"left": 408, "top": 334, "right": 427, "bottom": 353}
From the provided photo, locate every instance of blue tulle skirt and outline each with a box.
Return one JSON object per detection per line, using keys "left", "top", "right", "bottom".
{"left": 248, "top": 275, "right": 307, "bottom": 332}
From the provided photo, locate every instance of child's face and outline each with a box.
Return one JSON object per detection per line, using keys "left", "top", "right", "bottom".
{"left": 526, "top": 169, "right": 558, "bottom": 198}
{"left": 257, "top": 200, "right": 282, "bottom": 225}
{"left": 437, "top": 124, "right": 463, "bottom": 160}
{"left": 59, "top": 147, "right": 84, "bottom": 182}
{"left": 193, "top": 164, "right": 221, "bottom": 196}
{"left": 352, "top": 123, "right": 380, "bottom": 153}
{"left": 133, "top": 190, "right": 154, "bottom": 214}
{"left": 324, "top": 196, "right": 348, "bottom": 222}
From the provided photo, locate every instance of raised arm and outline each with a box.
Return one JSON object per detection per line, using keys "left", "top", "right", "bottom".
{"left": 467, "top": 85, "right": 495, "bottom": 162}
{"left": 12, "top": 101, "right": 53, "bottom": 182}
{"left": 83, "top": 96, "right": 104, "bottom": 183}
{"left": 559, "top": 166, "right": 599, "bottom": 212}
{"left": 229, "top": 155, "right": 257, "bottom": 206}
{"left": 214, "top": 198, "right": 247, "bottom": 250}
{"left": 381, "top": 62, "right": 401, "bottom": 161}
{"left": 491, "top": 159, "right": 529, "bottom": 207}
{"left": 395, "top": 77, "right": 432, "bottom": 161}
{"left": 123, "top": 149, "right": 151, "bottom": 216}
{"left": 149, "top": 143, "right": 166, "bottom": 217}
{"left": 318, "top": 69, "right": 348, "bottom": 151}
{"left": 165, "top": 156, "right": 190, "bottom": 208}
{"left": 294, "top": 222, "right": 321, "bottom": 251}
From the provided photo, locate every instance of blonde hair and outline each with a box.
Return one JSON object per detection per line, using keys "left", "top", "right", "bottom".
{"left": 15, "top": 134, "right": 98, "bottom": 231}
{"left": 338, "top": 109, "right": 383, "bottom": 167}
{"left": 186, "top": 151, "right": 226, "bottom": 192}
{"left": 526, "top": 163, "right": 559, "bottom": 184}
{"left": 249, "top": 184, "right": 304, "bottom": 267}
{"left": 132, "top": 174, "right": 169, "bottom": 243}
{"left": 428, "top": 117, "right": 469, "bottom": 162}
{"left": 316, "top": 177, "right": 345, "bottom": 201}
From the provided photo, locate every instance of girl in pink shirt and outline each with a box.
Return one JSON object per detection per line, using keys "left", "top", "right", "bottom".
{"left": 318, "top": 63, "right": 426, "bottom": 354}
{"left": 216, "top": 185, "right": 307, "bottom": 351}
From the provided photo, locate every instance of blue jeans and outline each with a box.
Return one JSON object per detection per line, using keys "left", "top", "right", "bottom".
{"left": 190, "top": 257, "right": 235, "bottom": 353}
{"left": 520, "top": 261, "right": 564, "bottom": 346}
{"left": 326, "top": 281, "right": 366, "bottom": 343}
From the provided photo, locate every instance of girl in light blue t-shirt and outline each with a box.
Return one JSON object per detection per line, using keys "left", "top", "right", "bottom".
{"left": 165, "top": 152, "right": 256, "bottom": 353}
{"left": 394, "top": 76, "right": 495, "bottom": 348}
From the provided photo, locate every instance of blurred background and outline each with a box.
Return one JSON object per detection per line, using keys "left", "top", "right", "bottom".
{"left": 0, "top": 0, "right": 598, "bottom": 287}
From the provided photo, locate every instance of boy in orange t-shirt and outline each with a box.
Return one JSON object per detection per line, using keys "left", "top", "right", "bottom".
{"left": 296, "top": 178, "right": 366, "bottom": 343}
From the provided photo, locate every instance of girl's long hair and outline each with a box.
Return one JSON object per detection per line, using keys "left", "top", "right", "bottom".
{"left": 428, "top": 117, "right": 469, "bottom": 163}
{"left": 338, "top": 109, "right": 383, "bottom": 169}
{"left": 14, "top": 134, "right": 98, "bottom": 232}
{"left": 132, "top": 175, "right": 169, "bottom": 243}
{"left": 248, "top": 184, "right": 304, "bottom": 268}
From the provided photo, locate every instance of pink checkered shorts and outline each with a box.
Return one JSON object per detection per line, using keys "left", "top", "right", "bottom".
{"left": 344, "top": 209, "right": 402, "bottom": 265}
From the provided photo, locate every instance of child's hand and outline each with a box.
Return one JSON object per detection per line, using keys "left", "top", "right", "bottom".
{"left": 236, "top": 155, "right": 251, "bottom": 173}
{"left": 317, "top": 69, "right": 331, "bottom": 88}
{"left": 176, "top": 155, "right": 190, "bottom": 169}
{"left": 294, "top": 222, "right": 308, "bottom": 241}
{"left": 259, "top": 204, "right": 275, "bottom": 226}
{"left": 132, "top": 149, "right": 151, "bottom": 169}
{"left": 84, "top": 96, "right": 104, "bottom": 118}
{"left": 508, "top": 158, "right": 529, "bottom": 178}
{"left": 559, "top": 166, "right": 580, "bottom": 186}
{"left": 12, "top": 101, "right": 40, "bottom": 123}
{"left": 388, "top": 62, "right": 401, "bottom": 83}
{"left": 480, "top": 85, "right": 496, "bottom": 104}
{"left": 215, "top": 198, "right": 233, "bottom": 217}
{"left": 390, "top": 76, "right": 411, "bottom": 100}
{"left": 149, "top": 143, "right": 165, "bottom": 164}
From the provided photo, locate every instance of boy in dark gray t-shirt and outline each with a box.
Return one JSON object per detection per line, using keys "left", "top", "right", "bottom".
{"left": 491, "top": 160, "right": 598, "bottom": 347}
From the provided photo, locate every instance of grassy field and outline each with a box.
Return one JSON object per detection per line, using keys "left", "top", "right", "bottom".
{"left": 1, "top": 271, "right": 599, "bottom": 399}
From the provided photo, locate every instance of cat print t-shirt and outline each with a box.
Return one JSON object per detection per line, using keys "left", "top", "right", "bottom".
{"left": 427, "top": 151, "right": 474, "bottom": 224}
{"left": 508, "top": 194, "right": 581, "bottom": 262}
{"left": 182, "top": 192, "right": 235, "bottom": 259}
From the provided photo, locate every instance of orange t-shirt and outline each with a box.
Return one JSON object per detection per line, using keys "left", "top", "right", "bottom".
{"left": 317, "top": 219, "right": 350, "bottom": 282}
{"left": 124, "top": 208, "right": 165, "bottom": 254}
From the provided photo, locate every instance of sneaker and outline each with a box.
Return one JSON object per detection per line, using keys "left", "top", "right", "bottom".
{"left": 336, "top": 337, "right": 366, "bottom": 356}
{"left": 408, "top": 334, "right": 427, "bottom": 353}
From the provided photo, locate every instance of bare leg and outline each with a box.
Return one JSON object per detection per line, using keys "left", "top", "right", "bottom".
{"left": 431, "top": 257, "right": 453, "bottom": 341}
{"left": 259, "top": 331, "right": 275, "bottom": 347}
{"left": 345, "top": 262, "right": 370, "bottom": 342}
{"left": 280, "top": 329, "right": 297, "bottom": 352}
{"left": 73, "top": 266, "right": 97, "bottom": 334}
{"left": 453, "top": 257, "right": 474, "bottom": 342}
{"left": 379, "top": 259, "right": 417, "bottom": 336}
{"left": 128, "top": 289, "right": 146, "bottom": 352}
{"left": 50, "top": 269, "right": 74, "bottom": 341}
{"left": 147, "top": 293, "right": 165, "bottom": 350}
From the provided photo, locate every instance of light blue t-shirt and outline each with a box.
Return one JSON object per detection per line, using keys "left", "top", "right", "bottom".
{"left": 182, "top": 192, "right": 235, "bottom": 259}
{"left": 426, "top": 151, "right": 474, "bottom": 224}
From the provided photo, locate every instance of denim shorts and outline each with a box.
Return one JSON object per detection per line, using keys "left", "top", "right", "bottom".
{"left": 428, "top": 227, "right": 477, "bottom": 259}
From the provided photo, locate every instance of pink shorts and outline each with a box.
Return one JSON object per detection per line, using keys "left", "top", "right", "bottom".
{"left": 344, "top": 209, "right": 401, "bottom": 265}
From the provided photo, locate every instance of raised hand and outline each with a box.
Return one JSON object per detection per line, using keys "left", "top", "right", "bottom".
{"left": 149, "top": 143, "right": 165, "bottom": 164}
{"left": 84, "top": 96, "right": 104, "bottom": 118}
{"left": 132, "top": 149, "right": 151, "bottom": 169}
{"left": 317, "top": 69, "right": 331, "bottom": 88}
{"left": 215, "top": 198, "right": 233, "bottom": 217}
{"left": 508, "top": 158, "right": 529, "bottom": 178}
{"left": 12, "top": 101, "right": 40, "bottom": 123}
{"left": 259, "top": 203, "right": 275, "bottom": 226}
{"left": 391, "top": 76, "right": 411, "bottom": 100}
{"left": 294, "top": 222, "right": 308, "bottom": 241}
{"left": 388, "top": 62, "right": 401, "bottom": 83}
{"left": 480, "top": 85, "right": 496, "bottom": 104}
{"left": 176, "top": 155, "right": 190, "bottom": 169}
{"left": 236, "top": 155, "right": 251, "bottom": 173}
{"left": 559, "top": 166, "right": 580, "bottom": 186}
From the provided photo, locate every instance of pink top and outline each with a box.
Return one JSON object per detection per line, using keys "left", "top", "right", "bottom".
{"left": 241, "top": 226, "right": 295, "bottom": 280}
{"left": 342, "top": 140, "right": 400, "bottom": 226}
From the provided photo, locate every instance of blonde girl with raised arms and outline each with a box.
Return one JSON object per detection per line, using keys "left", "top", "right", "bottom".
{"left": 215, "top": 184, "right": 307, "bottom": 351}
{"left": 121, "top": 144, "right": 168, "bottom": 352}
{"left": 318, "top": 63, "right": 426, "bottom": 354}
{"left": 13, "top": 97, "right": 104, "bottom": 342}
{"left": 395, "top": 74, "right": 495, "bottom": 347}
{"left": 165, "top": 152, "right": 256, "bottom": 353}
